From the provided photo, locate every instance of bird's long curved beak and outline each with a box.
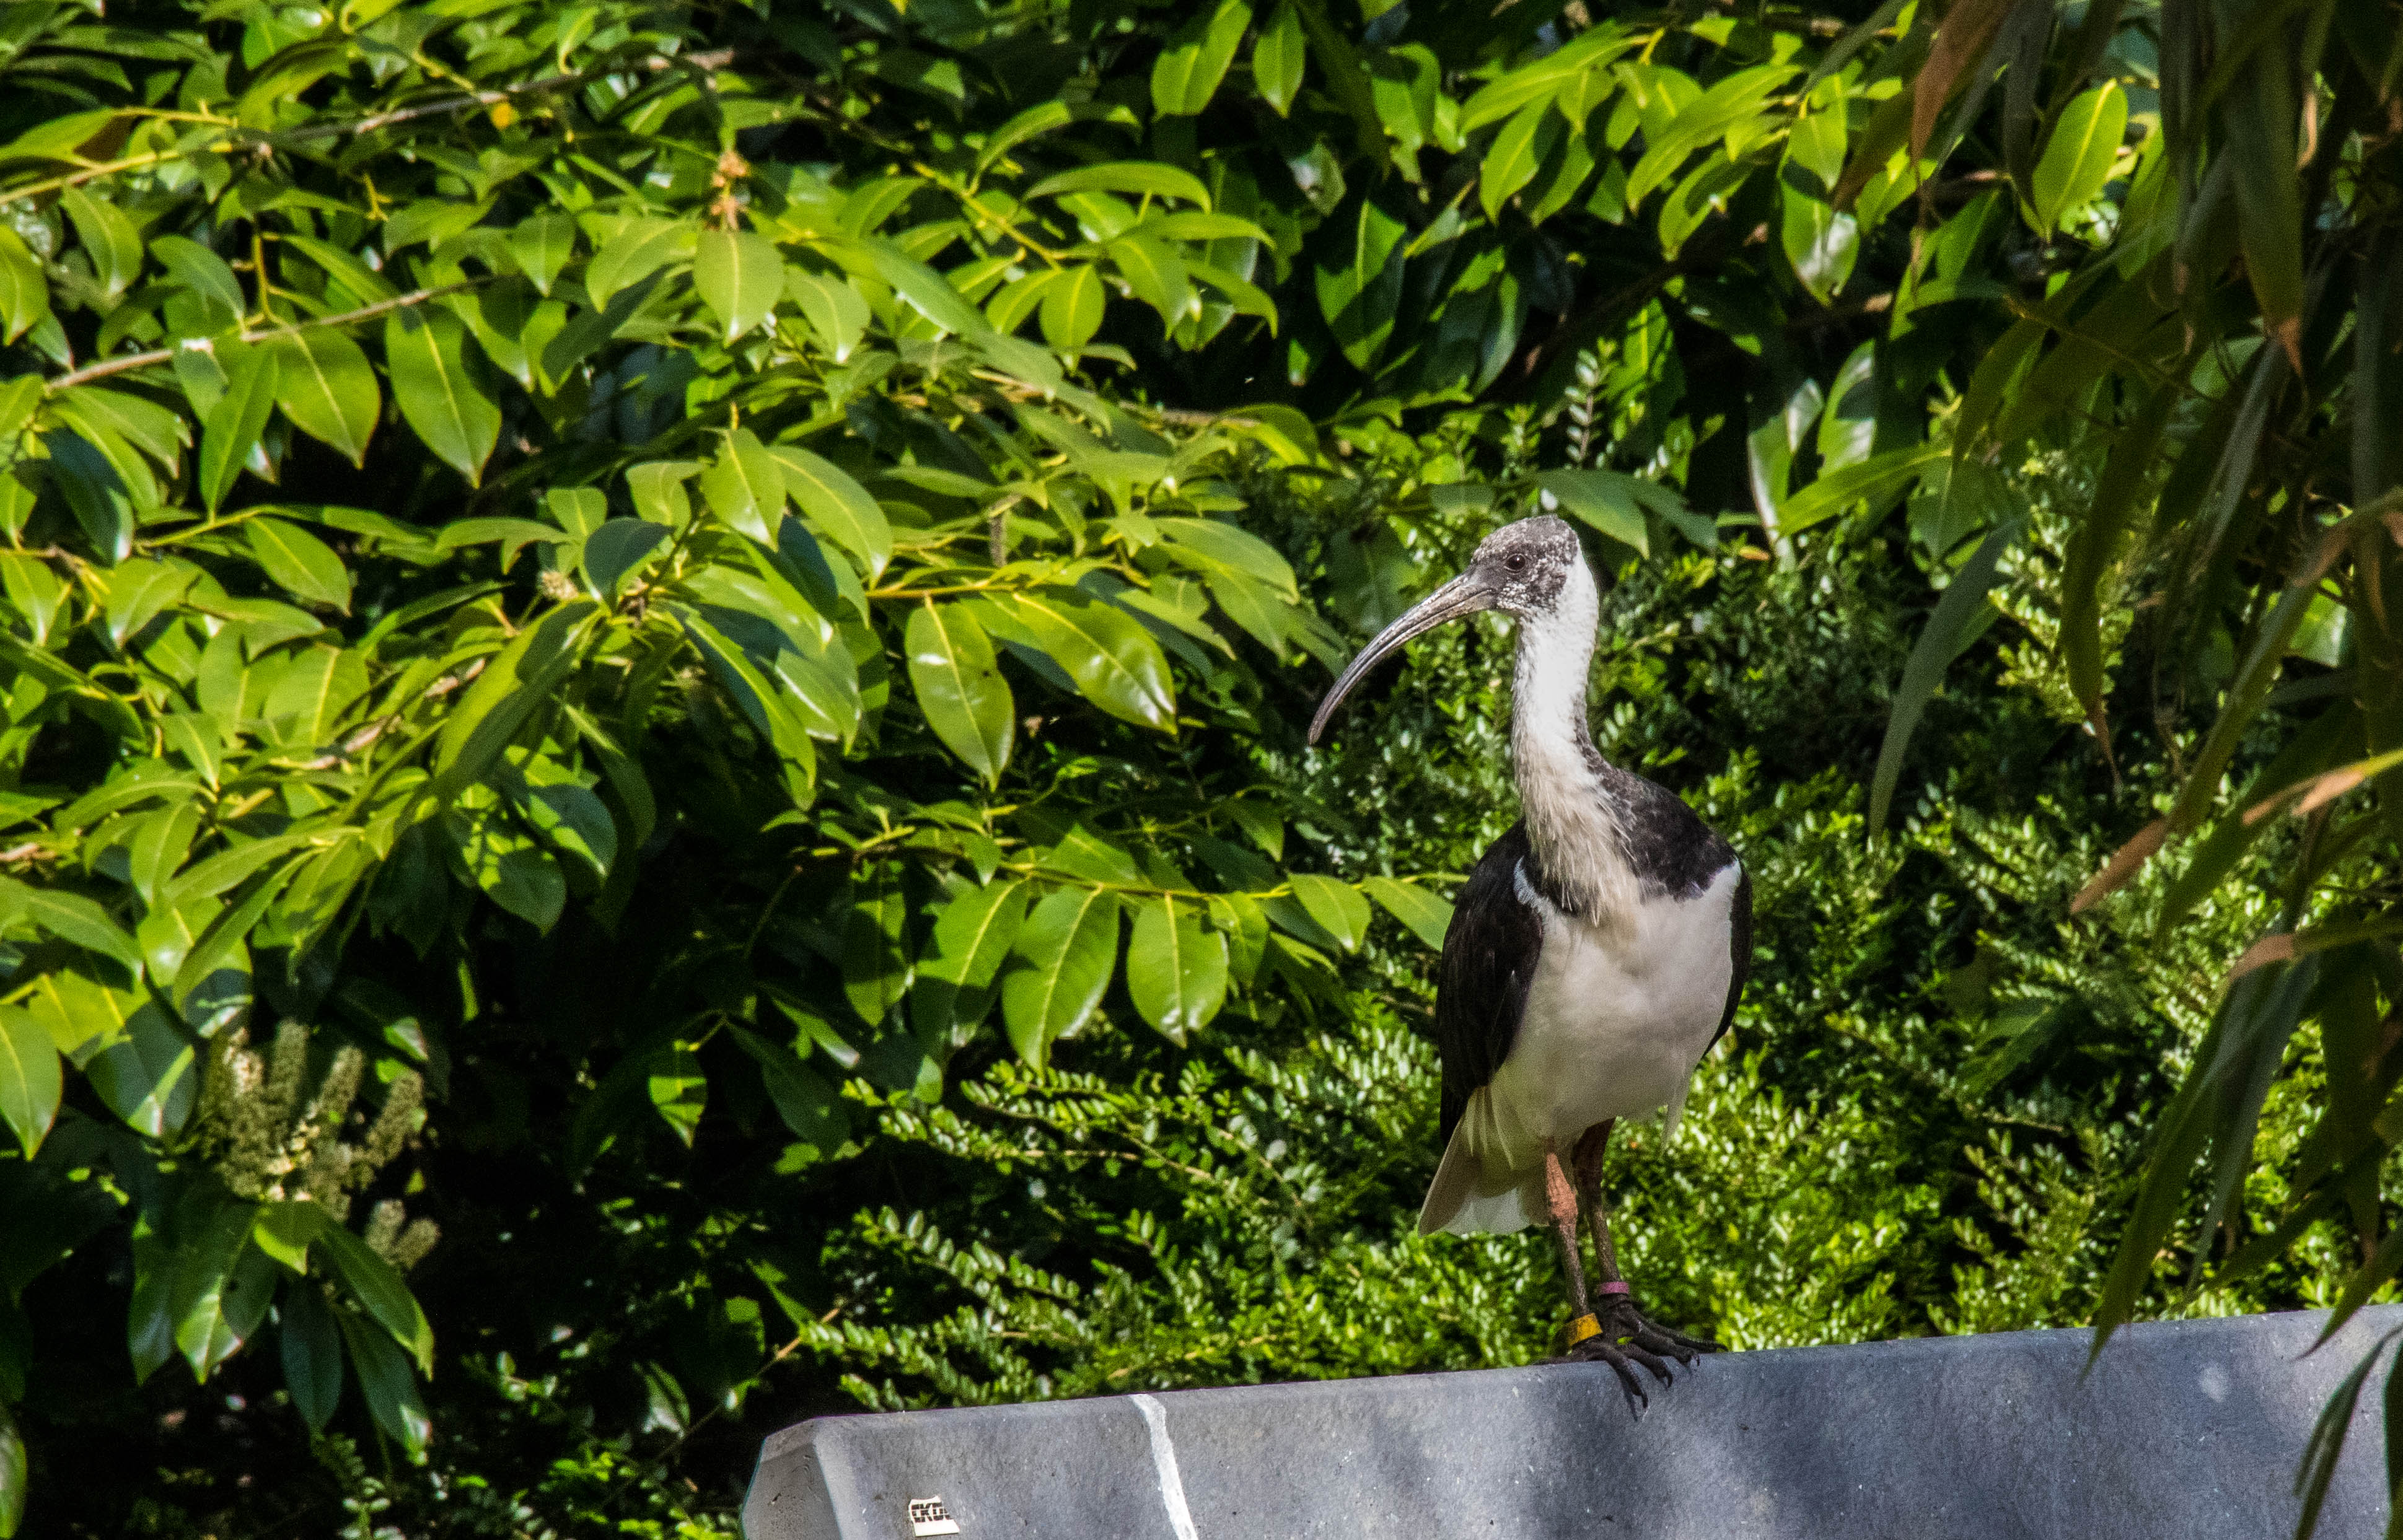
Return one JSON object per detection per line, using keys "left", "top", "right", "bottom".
{"left": 1307, "top": 571, "right": 1498, "bottom": 744}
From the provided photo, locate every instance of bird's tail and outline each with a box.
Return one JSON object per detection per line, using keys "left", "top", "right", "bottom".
{"left": 1417, "top": 1090, "right": 1540, "bottom": 1236}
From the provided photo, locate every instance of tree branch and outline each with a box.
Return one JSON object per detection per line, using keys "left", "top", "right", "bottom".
{"left": 0, "top": 48, "right": 739, "bottom": 209}
{"left": 45, "top": 281, "right": 482, "bottom": 392}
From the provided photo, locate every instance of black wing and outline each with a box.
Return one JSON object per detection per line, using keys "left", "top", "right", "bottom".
{"left": 1434, "top": 823, "right": 1543, "bottom": 1147}
{"left": 1709, "top": 865, "right": 1753, "bottom": 1051}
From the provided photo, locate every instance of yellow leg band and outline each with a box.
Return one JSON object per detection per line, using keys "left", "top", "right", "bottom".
{"left": 1565, "top": 1312, "right": 1604, "bottom": 1346}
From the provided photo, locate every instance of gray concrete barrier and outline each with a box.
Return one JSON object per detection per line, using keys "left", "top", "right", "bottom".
{"left": 744, "top": 1306, "right": 2402, "bottom": 1539}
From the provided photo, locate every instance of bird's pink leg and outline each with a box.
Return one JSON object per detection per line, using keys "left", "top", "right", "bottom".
{"left": 1545, "top": 1137, "right": 1671, "bottom": 1399}
{"left": 1572, "top": 1120, "right": 1720, "bottom": 1363}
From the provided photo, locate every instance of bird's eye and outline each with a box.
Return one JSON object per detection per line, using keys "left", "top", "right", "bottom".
{"left": 1506, "top": 555, "right": 1526, "bottom": 572}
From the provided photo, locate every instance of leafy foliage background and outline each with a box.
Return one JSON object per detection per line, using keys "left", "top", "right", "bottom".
{"left": 0, "top": 0, "right": 2391, "bottom": 1534}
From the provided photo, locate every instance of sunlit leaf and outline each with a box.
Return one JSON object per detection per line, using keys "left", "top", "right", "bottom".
{"left": 905, "top": 602, "right": 1013, "bottom": 784}
{"left": 0, "top": 1005, "right": 60, "bottom": 1157}
{"left": 1127, "top": 895, "right": 1228, "bottom": 1043}
{"left": 267, "top": 328, "right": 379, "bottom": 468}
{"left": 695, "top": 227, "right": 784, "bottom": 344}
{"left": 2029, "top": 81, "right": 2127, "bottom": 234}
{"left": 385, "top": 307, "right": 499, "bottom": 486}
{"left": 1152, "top": 0, "right": 1252, "bottom": 116}
{"left": 1001, "top": 885, "right": 1120, "bottom": 1067}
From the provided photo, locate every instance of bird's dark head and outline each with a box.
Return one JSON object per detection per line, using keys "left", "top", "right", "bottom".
{"left": 1307, "top": 514, "right": 1588, "bottom": 744}
{"left": 1469, "top": 515, "right": 1583, "bottom": 618}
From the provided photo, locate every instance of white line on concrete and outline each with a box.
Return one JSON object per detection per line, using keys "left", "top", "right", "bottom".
{"left": 1131, "top": 1394, "right": 1200, "bottom": 1540}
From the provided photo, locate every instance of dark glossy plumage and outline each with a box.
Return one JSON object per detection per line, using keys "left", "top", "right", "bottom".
{"left": 1431, "top": 789, "right": 1753, "bottom": 1148}
{"left": 1434, "top": 823, "right": 1543, "bottom": 1147}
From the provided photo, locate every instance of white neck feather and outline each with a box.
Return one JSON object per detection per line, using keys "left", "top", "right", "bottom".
{"left": 1509, "top": 557, "right": 1635, "bottom": 921}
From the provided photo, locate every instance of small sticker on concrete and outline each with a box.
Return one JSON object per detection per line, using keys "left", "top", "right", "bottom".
{"left": 907, "top": 1495, "right": 961, "bottom": 1536}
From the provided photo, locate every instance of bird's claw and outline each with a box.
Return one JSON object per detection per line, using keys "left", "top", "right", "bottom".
{"left": 1563, "top": 1331, "right": 1672, "bottom": 1404}
{"left": 1558, "top": 1297, "right": 1722, "bottom": 1401}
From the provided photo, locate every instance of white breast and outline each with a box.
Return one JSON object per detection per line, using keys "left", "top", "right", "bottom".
{"left": 1487, "top": 858, "right": 1741, "bottom": 1140}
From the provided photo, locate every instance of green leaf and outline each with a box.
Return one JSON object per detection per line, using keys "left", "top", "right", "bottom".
{"left": 267, "top": 328, "right": 380, "bottom": 468}
{"left": 263, "top": 644, "right": 369, "bottom": 743}
{"left": 0, "top": 227, "right": 50, "bottom": 344}
{"left": 454, "top": 814, "right": 566, "bottom": 930}
{"left": 1001, "top": 886, "right": 1120, "bottom": 1067}
{"left": 916, "top": 877, "right": 1029, "bottom": 1025}
{"left": 2029, "top": 81, "right": 2127, "bottom": 233}
{"left": 626, "top": 461, "right": 696, "bottom": 528}
{"left": 1127, "top": 895, "right": 1228, "bottom": 1044}
{"left": 1482, "top": 101, "right": 1563, "bottom": 221}
{"left": 1361, "top": 875, "right": 1452, "bottom": 950}
{"left": 1285, "top": 0, "right": 1393, "bottom": 157}
{"left": 1040, "top": 265, "right": 1108, "bottom": 351}
{"left": 648, "top": 1042, "right": 706, "bottom": 1145}
{"left": 430, "top": 603, "right": 597, "bottom": 803}
{"left": 2221, "top": 49, "right": 2304, "bottom": 365}
{"left": 46, "top": 430, "right": 133, "bottom": 565}
{"left": 730, "top": 1025, "right": 846, "bottom": 1147}
{"left": 1109, "top": 236, "right": 1192, "bottom": 327}
{"left": 852, "top": 240, "right": 991, "bottom": 336}
{"left": 0, "top": 875, "right": 141, "bottom": 975}
{"left": 976, "top": 100, "right": 1074, "bottom": 172}
{"left": 129, "top": 1212, "right": 177, "bottom": 1383}
{"left": 59, "top": 185, "right": 141, "bottom": 297}
{"left": 82, "top": 995, "right": 198, "bottom": 1137}
{"left": 198, "top": 344, "right": 278, "bottom": 514}
{"left": 584, "top": 518, "right": 668, "bottom": 597}
{"left": 125, "top": 803, "right": 199, "bottom": 907}
{"left": 317, "top": 1223, "right": 434, "bottom": 1373}
{"left": 2062, "top": 388, "right": 2171, "bottom": 728}
{"left": 507, "top": 761, "right": 617, "bottom": 878}
{"left": 507, "top": 210, "right": 576, "bottom": 295}
{"left": 1534, "top": 468, "right": 1660, "bottom": 554}
{"left": 695, "top": 227, "right": 784, "bottom": 344}
{"left": 151, "top": 235, "right": 244, "bottom": 331}
{"left": 1459, "top": 25, "right": 1633, "bottom": 131}
{"left": 786, "top": 268, "right": 869, "bottom": 362}
{"left": 279, "top": 1283, "right": 345, "bottom": 1432}
{"left": 0, "top": 1401, "right": 22, "bottom": 1538}
{"left": 1152, "top": 0, "right": 1252, "bottom": 116}
{"left": 0, "top": 1005, "right": 60, "bottom": 1156}
{"left": 335, "top": 1307, "right": 431, "bottom": 1456}
{"left": 1155, "top": 517, "right": 1299, "bottom": 596}
{"left": 0, "top": 374, "right": 37, "bottom": 447}
{"left": 1777, "top": 442, "right": 1944, "bottom": 536}
{"left": 1000, "top": 588, "right": 1177, "bottom": 730}
{"left": 768, "top": 443, "right": 894, "bottom": 579}
{"left": 1314, "top": 195, "right": 1407, "bottom": 370}
{"left": 1027, "top": 162, "right": 1213, "bottom": 211}
{"left": 385, "top": 307, "right": 499, "bottom": 486}
{"left": 676, "top": 610, "right": 819, "bottom": 802}
{"left": 170, "top": 1199, "right": 262, "bottom": 1380}
{"left": 585, "top": 218, "right": 691, "bottom": 312}
{"left": 1780, "top": 185, "right": 1859, "bottom": 304}
{"left": 103, "top": 558, "right": 198, "bottom": 649}
{"left": 1288, "top": 873, "right": 1369, "bottom": 952}
{"left": 281, "top": 235, "right": 398, "bottom": 308}
{"left": 164, "top": 831, "right": 324, "bottom": 907}
{"left": 1254, "top": 1, "right": 1306, "bottom": 115}
{"left": 252, "top": 1200, "right": 329, "bottom": 1274}
{"left": 702, "top": 426, "right": 789, "bottom": 545}
{"left": 1869, "top": 518, "right": 2021, "bottom": 835}
{"left": 841, "top": 862, "right": 912, "bottom": 1028}
{"left": 906, "top": 602, "right": 1013, "bottom": 784}
{"left": 245, "top": 517, "right": 352, "bottom": 612}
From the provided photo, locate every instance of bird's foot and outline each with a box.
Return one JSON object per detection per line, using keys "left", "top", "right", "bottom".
{"left": 1558, "top": 1294, "right": 1721, "bottom": 1404}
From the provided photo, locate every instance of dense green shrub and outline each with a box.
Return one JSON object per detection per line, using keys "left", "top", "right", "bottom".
{"left": 0, "top": 0, "right": 2396, "bottom": 1533}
